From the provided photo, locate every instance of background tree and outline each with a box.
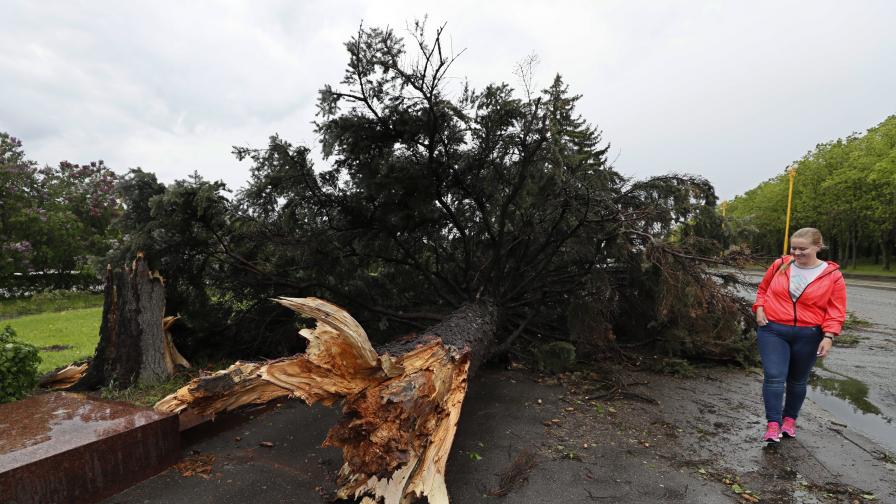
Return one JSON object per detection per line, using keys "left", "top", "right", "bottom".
{"left": 0, "top": 132, "right": 119, "bottom": 294}
{"left": 727, "top": 115, "right": 896, "bottom": 269}
{"left": 0, "top": 133, "right": 40, "bottom": 280}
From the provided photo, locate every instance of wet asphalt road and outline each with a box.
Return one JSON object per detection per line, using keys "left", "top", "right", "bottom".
{"left": 842, "top": 279, "right": 896, "bottom": 330}
{"left": 813, "top": 280, "right": 896, "bottom": 453}
{"left": 98, "top": 273, "right": 895, "bottom": 504}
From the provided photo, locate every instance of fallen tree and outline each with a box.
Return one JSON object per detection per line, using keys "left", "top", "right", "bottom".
{"left": 106, "top": 20, "right": 755, "bottom": 501}
{"left": 103, "top": 22, "right": 756, "bottom": 370}
{"left": 157, "top": 297, "right": 495, "bottom": 504}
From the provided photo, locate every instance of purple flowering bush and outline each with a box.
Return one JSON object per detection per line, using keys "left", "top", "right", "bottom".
{"left": 1, "top": 132, "right": 117, "bottom": 294}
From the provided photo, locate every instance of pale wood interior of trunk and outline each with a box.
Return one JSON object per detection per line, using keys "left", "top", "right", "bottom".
{"left": 155, "top": 297, "right": 496, "bottom": 504}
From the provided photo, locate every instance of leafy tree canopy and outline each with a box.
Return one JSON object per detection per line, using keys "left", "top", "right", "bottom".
{"left": 1, "top": 133, "right": 118, "bottom": 291}
{"left": 727, "top": 115, "right": 896, "bottom": 269}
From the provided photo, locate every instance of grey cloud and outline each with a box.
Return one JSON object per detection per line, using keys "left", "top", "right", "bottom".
{"left": 2, "top": 0, "right": 895, "bottom": 200}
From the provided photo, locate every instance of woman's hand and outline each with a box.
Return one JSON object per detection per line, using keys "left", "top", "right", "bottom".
{"left": 817, "top": 335, "right": 834, "bottom": 358}
{"left": 756, "top": 307, "right": 768, "bottom": 326}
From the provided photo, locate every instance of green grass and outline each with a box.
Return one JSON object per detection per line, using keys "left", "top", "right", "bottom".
{"left": 840, "top": 262, "right": 896, "bottom": 278}
{"left": 1, "top": 294, "right": 215, "bottom": 407}
{"left": 0, "top": 291, "right": 103, "bottom": 320}
{"left": 4, "top": 308, "right": 101, "bottom": 373}
{"left": 842, "top": 310, "right": 872, "bottom": 331}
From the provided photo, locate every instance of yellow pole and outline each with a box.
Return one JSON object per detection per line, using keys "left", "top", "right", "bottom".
{"left": 782, "top": 164, "right": 797, "bottom": 255}
{"left": 720, "top": 200, "right": 728, "bottom": 229}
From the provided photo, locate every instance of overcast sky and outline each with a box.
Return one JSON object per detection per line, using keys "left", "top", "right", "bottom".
{"left": 2, "top": 1, "right": 894, "bottom": 200}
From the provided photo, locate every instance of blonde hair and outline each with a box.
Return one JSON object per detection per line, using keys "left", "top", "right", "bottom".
{"left": 776, "top": 227, "right": 826, "bottom": 273}
{"left": 791, "top": 227, "right": 826, "bottom": 250}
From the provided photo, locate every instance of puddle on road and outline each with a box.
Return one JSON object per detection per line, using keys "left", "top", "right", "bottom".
{"left": 807, "top": 366, "right": 896, "bottom": 454}
{"left": 809, "top": 371, "right": 881, "bottom": 415}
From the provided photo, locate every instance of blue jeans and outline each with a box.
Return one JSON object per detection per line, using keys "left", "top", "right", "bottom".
{"left": 757, "top": 321, "right": 823, "bottom": 423}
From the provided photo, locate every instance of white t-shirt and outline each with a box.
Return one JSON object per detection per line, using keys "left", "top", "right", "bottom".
{"left": 789, "top": 261, "right": 827, "bottom": 300}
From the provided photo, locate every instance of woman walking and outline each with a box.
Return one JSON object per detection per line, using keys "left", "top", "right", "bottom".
{"left": 752, "top": 227, "right": 847, "bottom": 443}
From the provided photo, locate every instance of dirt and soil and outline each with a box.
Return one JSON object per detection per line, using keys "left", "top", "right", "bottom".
{"left": 102, "top": 279, "right": 896, "bottom": 504}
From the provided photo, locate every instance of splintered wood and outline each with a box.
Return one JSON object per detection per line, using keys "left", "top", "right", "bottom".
{"left": 38, "top": 362, "right": 89, "bottom": 389}
{"left": 156, "top": 297, "right": 493, "bottom": 504}
{"left": 162, "top": 315, "right": 190, "bottom": 372}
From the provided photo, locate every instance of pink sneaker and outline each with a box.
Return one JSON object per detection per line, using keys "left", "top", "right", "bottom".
{"left": 763, "top": 422, "right": 782, "bottom": 443}
{"left": 781, "top": 417, "right": 796, "bottom": 438}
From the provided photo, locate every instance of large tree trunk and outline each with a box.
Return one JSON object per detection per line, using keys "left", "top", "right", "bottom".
{"left": 156, "top": 297, "right": 497, "bottom": 504}
{"left": 70, "top": 254, "right": 188, "bottom": 391}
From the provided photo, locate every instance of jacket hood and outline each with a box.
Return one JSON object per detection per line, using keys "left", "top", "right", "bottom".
{"left": 780, "top": 256, "right": 841, "bottom": 273}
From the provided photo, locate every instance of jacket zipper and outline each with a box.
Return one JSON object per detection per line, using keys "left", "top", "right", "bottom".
{"left": 789, "top": 266, "right": 838, "bottom": 326}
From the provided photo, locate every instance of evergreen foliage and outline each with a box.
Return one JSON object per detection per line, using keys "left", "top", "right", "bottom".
{"left": 104, "top": 23, "right": 754, "bottom": 364}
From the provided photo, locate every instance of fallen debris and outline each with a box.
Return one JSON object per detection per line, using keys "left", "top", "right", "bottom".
{"left": 37, "top": 362, "right": 89, "bottom": 389}
{"left": 486, "top": 449, "right": 539, "bottom": 497}
{"left": 174, "top": 454, "right": 216, "bottom": 478}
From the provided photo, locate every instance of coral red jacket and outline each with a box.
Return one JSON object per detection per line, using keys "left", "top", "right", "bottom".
{"left": 752, "top": 256, "right": 847, "bottom": 335}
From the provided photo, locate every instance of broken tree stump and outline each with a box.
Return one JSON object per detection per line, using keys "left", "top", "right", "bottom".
{"left": 155, "top": 297, "right": 496, "bottom": 504}
{"left": 70, "top": 254, "right": 188, "bottom": 391}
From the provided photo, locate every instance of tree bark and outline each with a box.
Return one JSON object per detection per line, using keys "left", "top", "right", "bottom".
{"left": 155, "top": 297, "right": 497, "bottom": 504}
{"left": 842, "top": 233, "right": 850, "bottom": 268}
{"left": 69, "top": 254, "right": 188, "bottom": 391}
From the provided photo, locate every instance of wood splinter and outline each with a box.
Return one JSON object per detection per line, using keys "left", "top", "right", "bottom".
{"left": 155, "top": 297, "right": 496, "bottom": 504}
